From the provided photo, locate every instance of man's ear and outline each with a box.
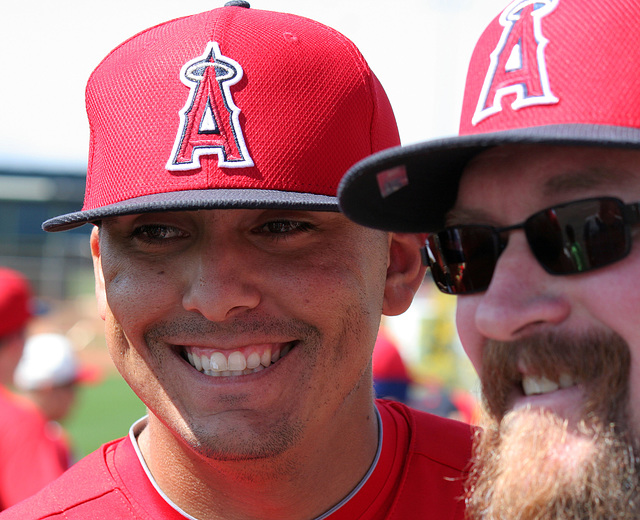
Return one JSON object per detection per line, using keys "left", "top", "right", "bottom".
{"left": 90, "top": 226, "right": 107, "bottom": 321}
{"left": 382, "top": 233, "right": 427, "bottom": 316}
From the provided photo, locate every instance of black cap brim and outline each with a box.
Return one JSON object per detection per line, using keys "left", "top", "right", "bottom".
{"left": 43, "top": 189, "right": 338, "bottom": 232}
{"left": 338, "top": 124, "right": 640, "bottom": 233}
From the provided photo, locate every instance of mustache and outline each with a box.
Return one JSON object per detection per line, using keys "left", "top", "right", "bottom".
{"left": 481, "top": 330, "right": 631, "bottom": 423}
{"left": 143, "top": 314, "right": 322, "bottom": 346}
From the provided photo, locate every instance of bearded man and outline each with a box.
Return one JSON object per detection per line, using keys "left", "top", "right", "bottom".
{"left": 338, "top": 0, "right": 640, "bottom": 517}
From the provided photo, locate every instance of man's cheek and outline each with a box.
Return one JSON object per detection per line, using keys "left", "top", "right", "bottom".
{"left": 455, "top": 302, "right": 483, "bottom": 373}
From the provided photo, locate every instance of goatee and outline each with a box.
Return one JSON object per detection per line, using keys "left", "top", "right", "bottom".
{"left": 465, "top": 331, "right": 640, "bottom": 519}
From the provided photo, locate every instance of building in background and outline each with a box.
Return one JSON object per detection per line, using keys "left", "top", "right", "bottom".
{"left": 0, "top": 166, "right": 92, "bottom": 300}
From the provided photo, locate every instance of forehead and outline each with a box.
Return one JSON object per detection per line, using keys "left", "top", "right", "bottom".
{"left": 454, "top": 144, "right": 640, "bottom": 217}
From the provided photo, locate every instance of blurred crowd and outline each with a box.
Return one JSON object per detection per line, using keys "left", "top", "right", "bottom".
{"left": 0, "top": 268, "right": 100, "bottom": 511}
{"left": 372, "top": 326, "right": 479, "bottom": 424}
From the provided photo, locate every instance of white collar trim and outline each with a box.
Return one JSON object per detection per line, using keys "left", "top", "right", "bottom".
{"left": 128, "top": 408, "right": 383, "bottom": 520}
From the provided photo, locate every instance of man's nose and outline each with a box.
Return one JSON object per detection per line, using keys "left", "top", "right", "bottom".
{"left": 474, "top": 232, "right": 571, "bottom": 341}
{"left": 181, "top": 243, "right": 262, "bottom": 322}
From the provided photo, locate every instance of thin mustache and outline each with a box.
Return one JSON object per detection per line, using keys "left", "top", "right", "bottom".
{"left": 143, "top": 315, "right": 321, "bottom": 344}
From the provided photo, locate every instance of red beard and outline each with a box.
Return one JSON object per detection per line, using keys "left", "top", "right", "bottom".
{"left": 465, "top": 331, "right": 640, "bottom": 519}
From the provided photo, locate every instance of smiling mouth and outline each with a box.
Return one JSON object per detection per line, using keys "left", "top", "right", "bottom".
{"left": 521, "top": 373, "right": 578, "bottom": 396}
{"left": 182, "top": 342, "right": 296, "bottom": 377}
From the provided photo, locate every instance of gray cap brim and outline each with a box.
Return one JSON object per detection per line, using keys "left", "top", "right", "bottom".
{"left": 43, "top": 189, "right": 338, "bottom": 232}
{"left": 338, "top": 124, "right": 640, "bottom": 233}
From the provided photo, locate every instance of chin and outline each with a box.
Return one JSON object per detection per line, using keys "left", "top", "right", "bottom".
{"left": 465, "top": 406, "right": 640, "bottom": 520}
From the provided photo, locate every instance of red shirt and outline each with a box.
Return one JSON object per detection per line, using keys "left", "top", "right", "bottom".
{"left": 0, "top": 387, "right": 69, "bottom": 511}
{"left": 0, "top": 400, "right": 473, "bottom": 519}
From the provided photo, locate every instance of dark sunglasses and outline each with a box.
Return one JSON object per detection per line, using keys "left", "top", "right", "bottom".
{"left": 422, "top": 197, "right": 640, "bottom": 295}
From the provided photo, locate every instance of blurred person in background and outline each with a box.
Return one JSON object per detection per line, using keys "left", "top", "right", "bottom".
{"left": 13, "top": 332, "right": 101, "bottom": 466}
{"left": 373, "top": 327, "right": 478, "bottom": 423}
{"left": 0, "top": 268, "right": 69, "bottom": 510}
{"left": 371, "top": 326, "right": 411, "bottom": 403}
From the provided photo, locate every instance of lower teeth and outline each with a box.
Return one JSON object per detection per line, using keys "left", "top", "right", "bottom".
{"left": 202, "top": 365, "right": 267, "bottom": 377}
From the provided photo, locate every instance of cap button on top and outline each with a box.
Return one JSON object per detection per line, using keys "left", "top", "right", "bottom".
{"left": 224, "top": 0, "right": 250, "bottom": 7}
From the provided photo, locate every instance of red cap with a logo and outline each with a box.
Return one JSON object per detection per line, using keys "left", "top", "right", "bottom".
{"left": 0, "top": 268, "right": 32, "bottom": 339}
{"left": 44, "top": 1, "right": 399, "bottom": 232}
{"left": 339, "top": 0, "right": 640, "bottom": 232}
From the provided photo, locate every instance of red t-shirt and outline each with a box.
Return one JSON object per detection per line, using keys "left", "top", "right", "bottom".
{"left": 0, "top": 387, "right": 70, "bottom": 511}
{"left": 0, "top": 400, "right": 473, "bottom": 519}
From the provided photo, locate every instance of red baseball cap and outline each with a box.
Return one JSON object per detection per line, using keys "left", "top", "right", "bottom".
{"left": 43, "top": 1, "right": 399, "bottom": 232}
{"left": 0, "top": 268, "right": 32, "bottom": 339}
{"left": 339, "top": 0, "right": 640, "bottom": 232}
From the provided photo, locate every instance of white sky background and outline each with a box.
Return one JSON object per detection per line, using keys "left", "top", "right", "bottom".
{"left": 0, "top": 0, "right": 509, "bottom": 170}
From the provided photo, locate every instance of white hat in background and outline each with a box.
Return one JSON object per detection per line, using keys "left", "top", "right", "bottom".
{"left": 14, "top": 333, "right": 99, "bottom": 391}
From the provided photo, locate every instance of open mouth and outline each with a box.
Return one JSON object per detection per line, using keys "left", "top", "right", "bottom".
{"left": 521, "top": 373, "right": 578, "bottom": 396}
{"left": 181, "top": 342, "right": 296, "bottom": 377}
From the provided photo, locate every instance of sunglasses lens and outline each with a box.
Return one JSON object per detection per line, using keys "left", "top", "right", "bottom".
{"left": 526, "top": 198, "right": 629, "bottom": 274}
{"left": 426, "top": 227, "right": 501, "bottom": 294}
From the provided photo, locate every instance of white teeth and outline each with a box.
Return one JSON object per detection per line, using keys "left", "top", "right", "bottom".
{"left": 185, "top": 344, "right": 293, "bottom": 377}
{"left": 252, "top": 364, "right": 265, "bottom": 373}
{"left": 210, "top": 352, "right": 227, "bottom": 371}
{"left": 522, "top": 373, "right": 576, "bottom": 396}
{"left": 228, "top": 352, "right": 246, "bottom": 371}
{"left": 246, "top": 352, "right": 261, "bottom": 370}
{"left": 559, "top": 373, "right": 575, "bottom": 389}
{"left": 193, "top": 354, "right": 203, "bottom": 372}
{"left": 522, "top": 375, "right": 559, "bottom": 396}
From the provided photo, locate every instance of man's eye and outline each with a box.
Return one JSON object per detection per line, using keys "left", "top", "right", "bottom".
{"left": 256, "top": 220, "right": 315, "bottom": 235}
{"left": 131, "top": 224, "right": 187, "bottom": 242}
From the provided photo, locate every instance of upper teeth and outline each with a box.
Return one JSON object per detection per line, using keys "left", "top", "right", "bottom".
{"left": 185, "top": 344, "right": 292, "bottom": 377}
{"left": 522, "top": 373, "right": 575, "bottom": 396}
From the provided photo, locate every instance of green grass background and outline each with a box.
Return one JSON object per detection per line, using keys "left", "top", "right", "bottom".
{"left": 64, "top": 373, "right": 147, "bottom": 459}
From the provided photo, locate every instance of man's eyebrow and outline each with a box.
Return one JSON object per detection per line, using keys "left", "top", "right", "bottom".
{"left": 445, "top": 167, "right": 635, "bottom": 227}
{"left": 542, "top": 167, "right": 633, "bottom": 196}
{"left": 444, "top": 207, "right": 495, "bottom": 227}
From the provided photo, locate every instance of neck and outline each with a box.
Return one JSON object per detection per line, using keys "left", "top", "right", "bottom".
{"left": 137, "top": 402, "right": 380, "bottom": 520}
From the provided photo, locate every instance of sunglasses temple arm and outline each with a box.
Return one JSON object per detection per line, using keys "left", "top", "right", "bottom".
{"left": 420, "top": 246, "right": 429, "bottom": 266}
{"left": 626, "top": 202, "right": 640, "bottom": 226}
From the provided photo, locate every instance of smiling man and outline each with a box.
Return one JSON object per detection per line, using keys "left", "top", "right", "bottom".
{"left": 339, "top": 0, "right": 640, "bottom": 518}
{"left": 0, "top": 3, "right": 475, "bottom": 520}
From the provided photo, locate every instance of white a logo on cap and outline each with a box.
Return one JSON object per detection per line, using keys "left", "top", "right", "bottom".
{"left": 167, "top": 42, "right": 254, "bottom": 170}
{"left": 472, "top": 0, "right": 559, "bottom": 126}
